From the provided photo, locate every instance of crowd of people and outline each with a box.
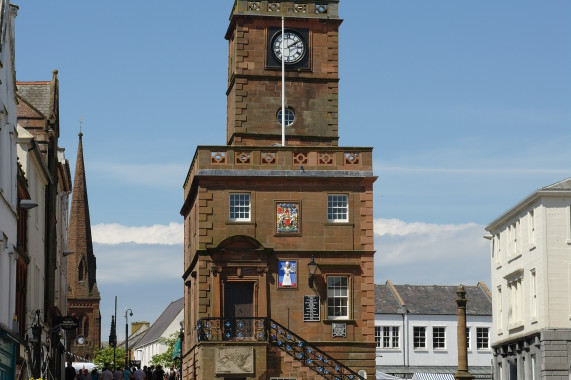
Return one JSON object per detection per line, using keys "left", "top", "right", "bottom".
{"left": 65, "top": 362, "right": 179, "bottom": 380}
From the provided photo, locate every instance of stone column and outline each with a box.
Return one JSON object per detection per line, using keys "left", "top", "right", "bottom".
{"left": 454, "top": 285, "right": 474, "bottom": 380}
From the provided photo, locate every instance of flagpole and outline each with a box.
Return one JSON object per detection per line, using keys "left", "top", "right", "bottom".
{"left": 281, "top": 16, "right": 286, "bottom": 146}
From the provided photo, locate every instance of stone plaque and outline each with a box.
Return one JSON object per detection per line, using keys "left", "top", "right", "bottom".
{"left": 332, "top": 323, "right": 346, "bottom": 338}
{"left": 215, "top": 346, "right": 254, "bottom": 374}
{"left": 303, "top": 295, "right": 320, "bottom": 321}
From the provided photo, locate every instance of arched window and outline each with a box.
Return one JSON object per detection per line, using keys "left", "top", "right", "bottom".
{"left": 78, "top": 258, "right": 85, "bottom": 281}
{"left": 84, "top": 318, "right": 89, "bottom": 338}
{"left": 76, "top": 315, "right": 83, "bottom": 337}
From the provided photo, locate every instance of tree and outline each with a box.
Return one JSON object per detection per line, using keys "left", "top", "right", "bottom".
{"left": 93, "top": 346, "right": 126, "bottom": 370}
{"left": 150, "top": 332, "right": 180, "bottom": 369}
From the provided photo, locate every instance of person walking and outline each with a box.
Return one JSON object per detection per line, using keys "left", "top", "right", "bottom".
{"left": 91, "top": 368, "right": 100, "bottom": 380}
{"left": 152, "top": 365, "right": 165, "bottom": 380}
{"left": 114, "top": 367, "right": 123, "bottom": 380}
{"left": 133, "top": 366, "right": 145, "bottom": 380}
{"left": 65, "top": 362, "right": 77, "bottom": 380}
{"left": 100, "top": 365, "right": 113, "bottom": 380}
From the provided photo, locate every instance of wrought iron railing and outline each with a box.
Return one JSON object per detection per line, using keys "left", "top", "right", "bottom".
{"left": 196, "top": 317, "right": 267, "bottom": 342}
{"left": 196, "top": 317, "right": 365, "bottom": 380}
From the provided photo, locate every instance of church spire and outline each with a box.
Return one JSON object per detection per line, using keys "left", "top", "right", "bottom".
{"left": 67, "top": 130, "right": 99, "bottom": 298}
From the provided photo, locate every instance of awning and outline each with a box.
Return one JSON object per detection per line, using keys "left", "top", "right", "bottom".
{"left": 377, "top": 371, "right": 404, "bottom": 380}
{"left": 172, "top": 337, "right": 181, "bottom": 360}
{"left": 412, "top": 373, "right": 455, "bottom": 380}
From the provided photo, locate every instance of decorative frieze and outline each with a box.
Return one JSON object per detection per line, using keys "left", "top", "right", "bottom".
{"left": 211, "top": 152, "right": 226, "bottom": 164}
{"left": 247, "top": 1, "right": 260, "bottom": 11}
{"left": 294, "top": 3, "right": 307, "bottom": 13}
{"left": 236, "top": 152, "right": 251, "bottom": 164}
{"left": 261, "top": 152, "right": 276, "bottom": 164}
{"left": 316, "top": 4, "right": 328, "bottom": 14}
{"left": 268, "top": 2, "right": 280, "bottom": 12}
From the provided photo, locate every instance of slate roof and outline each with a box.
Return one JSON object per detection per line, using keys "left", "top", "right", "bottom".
{"left": 542, "top": 177, "right": 571, "bottom": 190}
{"left": 375, "top": 282, "right": 492, "bottom": 316}
{"left": 374, "top": 284, "right": 404, "bottom": 314}
{"left": 16, "top": 82, "right": 51, "bottom": 117}
{"left": 135, "top": 298, "right": 184, "bottom": 347}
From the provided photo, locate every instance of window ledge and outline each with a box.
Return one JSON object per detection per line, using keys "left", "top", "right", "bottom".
{"left": 567, "top": 239, "right": 571, "bottom": 245}
{"left": 324, "top": 222, "right": 354, "bottom": 227}
{"left": 528, "top": 244, "right": 536, "bottom": 251}
{"left": 508, "top": 322, "right": 524, "bottom": 331}
{"left": 507, "top": 253, "right": 522, "bottom": 263}
{"left": 323, "top": 319, "right": 355, "bottom": 325}
{"left": 531, "top": 318, "right": 538, "bottom": 324}
{"left": 225, "top": 220, "right": 255, "bottom": 225}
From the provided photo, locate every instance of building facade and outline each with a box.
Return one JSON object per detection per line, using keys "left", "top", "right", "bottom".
{"left": 66, "top": 131, "right": 101, "bottom": 362}
{"left": 0, "top": 2, "right": 20, "bottom": 379}
{"left": 374, "top": 282, "right": 493, "bottom": 379}
{"left": 181, "top": 1, "right": 376, "bottom": 379}
{"left": 133, "top": 298, "right": 183, "bottom": 368}
{"left": 16, "top": 71, "right": 73, "bottom": 380}
{"left": 486, "top": 178, "right": 571, "bottom": 380}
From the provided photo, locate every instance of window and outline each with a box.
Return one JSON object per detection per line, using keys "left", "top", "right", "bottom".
{"left": 466, "top": 328, "right": 470, "bottom": 349}
{"left": 507, "top": 272, "right": 523, "bottom": 326}
{"left": 229, "top": 193, "right": 250, "bottom": 221}
{"left": 476, "top": 327, "right": 489, "bottom": 349}
{"left": 327, "top": 276, "right": 348, "bottom": 319}
{"left": 529, "top": 210, "right": 535, "bottom": 246}
{"left": 497, "top": 286, "right": 503, "bottom": 330}
{"left": 78, "top": 258, "right": 85, "bottom": 281}
{"left": 413, "top": 326, "right": 426, "bottom": 349}
{"left": 327, "top": 194, "right": 348, "bottom": 222}
{"left": 432, "top": 327, "right": 445, "bottom": 349}
{"left": 376, "top": 326, "right": 399, "bottom": 349}
{"left": 84, "top": 318, "right": 90, "bottom": 338}
{"left": 375, "top": 326, "right": 381, "bottom": 348}
{"left": 531, "top": 269, "right": 537, "bottom": 319}
{"left": 277, "top": 108, "right": 295, "bottom": 126}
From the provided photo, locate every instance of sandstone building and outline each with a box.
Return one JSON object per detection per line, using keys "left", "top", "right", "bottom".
{"left": 180, "top": 1, "right": 376, "bottom": 379}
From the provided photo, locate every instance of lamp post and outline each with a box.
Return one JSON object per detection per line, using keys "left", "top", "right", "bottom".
{"left": 308, "top": 255, "right": 318, "bottom": 288}
{"left": 125, "top": 309, "right": 133, "bottom": 370}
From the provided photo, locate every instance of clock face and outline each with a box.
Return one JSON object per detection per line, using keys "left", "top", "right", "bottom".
{"left": 76, "top": 336, "right": 85, "bottom": 345}
{"left": 272, "top": 30, "right": 306, "bottom": 64}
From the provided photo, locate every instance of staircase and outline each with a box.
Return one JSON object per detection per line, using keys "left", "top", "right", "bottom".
{"left": 197, "top": 317, "right": 365, "bottom": 380}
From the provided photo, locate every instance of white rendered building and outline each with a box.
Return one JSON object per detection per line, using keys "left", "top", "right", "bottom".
{"left": 375, "top": 281, "right": 493, "bottom": 379}
{"left": 0, "top": 2, "right": 19, "bottom": 379}
{"left": 133, "top": 298, "right": 183, "bottom": 367}
{"left": 486, "top": 178, "right": 571, "bottom": 380}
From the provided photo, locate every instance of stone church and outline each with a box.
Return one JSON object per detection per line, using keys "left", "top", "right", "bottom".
{"left": 180, "top": 1, "right": 376, "bottom": 379}
{"left": 66, "top": 132, "right": 101, "bottom": 362}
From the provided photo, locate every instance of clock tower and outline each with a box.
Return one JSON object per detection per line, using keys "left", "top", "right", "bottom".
{"left": 181, "top": 1, "right": 376, "bottom": 379}
{"left": 225, "top": 1, "right": 341, "bottom": 146}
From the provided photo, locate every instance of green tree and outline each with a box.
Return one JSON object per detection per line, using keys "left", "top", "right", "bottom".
{"left": 150, "top": 332, "right": 180, "bottom": 369}
{"left": 93, "top": 346, "right": 126, "bottom": 370}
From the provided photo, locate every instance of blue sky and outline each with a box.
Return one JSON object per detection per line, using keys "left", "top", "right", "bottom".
{"left": 15, "top": 1, "right": 571, "bottom": 341}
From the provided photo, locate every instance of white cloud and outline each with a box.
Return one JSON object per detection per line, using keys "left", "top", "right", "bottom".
{"left": 94, "top": 243, "right": 182, "bottom": 284}
{"left": 374, "top": 218, "right": 491, "bottom": 286}
{"left": 89, "top": 162, "right": 188, "bottom": 189}
{"left": 92, "top": 222, "right": 183, "bottom": 245}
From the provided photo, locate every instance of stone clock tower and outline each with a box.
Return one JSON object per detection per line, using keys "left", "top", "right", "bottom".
{"left": 226, "top": 1, "right": 341, "bottom": 147}
{"left": 181, "top": 1, "right": 376, "bottom": 379}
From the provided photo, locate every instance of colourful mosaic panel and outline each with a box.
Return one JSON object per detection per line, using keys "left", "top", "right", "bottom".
{"left": 276, "top": 203, "right": 299, "bottom": 233}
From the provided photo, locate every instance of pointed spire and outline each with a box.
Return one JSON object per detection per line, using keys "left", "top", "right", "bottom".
{"left": 67, "top": 131, "right": 100, "bottom": 298}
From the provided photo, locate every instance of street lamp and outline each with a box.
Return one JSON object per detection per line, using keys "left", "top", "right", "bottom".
{"left": 308, "top": 255, "right": 318, "bottom": 288}
{"left": 125, "top": 309, "right": 133, "bottom": 369}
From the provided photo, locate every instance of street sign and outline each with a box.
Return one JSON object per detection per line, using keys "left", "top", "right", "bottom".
{"left": 60, "top": 316, "right": 79, "bottom": 330}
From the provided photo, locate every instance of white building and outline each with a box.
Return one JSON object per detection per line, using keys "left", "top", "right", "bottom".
{"left": 133, "top": 298, "right": 183, "bottom": 367}
{"left": 485, "top": 178, "right": 571, "bottom": 380}
{"left": 0, "top": 2, "right": 19, "bottom": 379}
{"left": 375, "top": 281, "right": 493, "bottom": 379}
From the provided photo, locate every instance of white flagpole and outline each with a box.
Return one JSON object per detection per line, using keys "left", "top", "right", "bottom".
{"left": 281, "top": 17, "right": 286, "bottom": 146}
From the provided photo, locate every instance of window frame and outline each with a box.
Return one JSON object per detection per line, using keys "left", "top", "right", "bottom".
{"left": 476, "top": 327, "right": 490, "bottom": 350}
{"left": 432, "top": 326, "right": 446, "bottom": 350}
{"left": 326, "top": 275, "right": 349, "bottom": 320}
{"left": 413, "top": 326, "right": 426, "bottom": 350}
{"left": 327, "top": 194, "right": 349, "bottom": 223}
{"left": 229, "top": 193, "right": 251, "bottom": 222}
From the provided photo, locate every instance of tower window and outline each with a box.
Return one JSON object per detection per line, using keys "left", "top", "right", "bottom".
{"left": 229, "top": 193, "right": 251, "bottom": 221}
{"left": 327, "top": 194, "right": 348, "bottom": 222}
{"left": 327, "top": 276, "right": 349, "bottom": 319}
{"left": 277, "top": 108, "right": 295, "bottom": 126}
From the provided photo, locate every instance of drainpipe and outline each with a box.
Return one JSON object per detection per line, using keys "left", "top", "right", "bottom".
{"left": 402, "top": 307, "right": 408, "bottom": 368}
